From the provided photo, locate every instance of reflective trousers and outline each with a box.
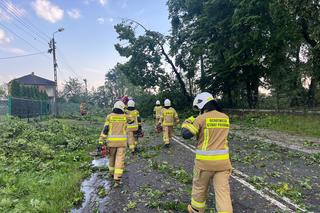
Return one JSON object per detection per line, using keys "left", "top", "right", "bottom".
{"left": 190, "top": 166, "right": 233, "bottom": 213}
{"left": 163, "top": 126, "right": 173, "bottom": 145}
{"left": 108, "top": 147, "right": 126, "bottom": 181}
{"left": 155, "top": 117, "right": 160, "bottom": 127}
{"left": 128, "top": 131, "right": 138, "bottom": 152}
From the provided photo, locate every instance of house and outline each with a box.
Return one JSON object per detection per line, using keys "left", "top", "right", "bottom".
{"left": 10, "top": 72, "right": 56, "bottom": 99}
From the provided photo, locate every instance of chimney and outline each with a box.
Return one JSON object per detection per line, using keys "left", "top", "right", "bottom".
{"left": 31, "top": 72, "right": 34, "bottom": 75}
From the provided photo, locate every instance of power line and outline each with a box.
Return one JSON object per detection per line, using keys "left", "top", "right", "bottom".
{"left": 57, "top": 67, "right": 66, "bottom": 81}
{"left": 0, "top": 51, "right": 47, "bottom": 60}
{"left": 0, "top": 22, "right": 51, "bottom": 63}
{"left": 0, "top": 0, "right": 48, "bottom": 44}
{"left": 0, "top": 5, "right": 48, "bottom": 47}
{"left": 0, "top": 0, "right": 50, "bottom": 42}
{"left": 56, "top": 48, "right": 82, "bottom": 79}
{"left": 0, "top": 22, "right": 43, "bottom": 53}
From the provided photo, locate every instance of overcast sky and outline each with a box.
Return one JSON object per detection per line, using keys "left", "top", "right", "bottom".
{"left": 0, "top": 0, "right": 170, "bottom": 90}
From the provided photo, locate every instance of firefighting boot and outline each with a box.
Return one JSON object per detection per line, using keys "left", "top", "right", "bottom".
{"left": 188, "top": 204, "right": 200, "bottom": 213}
{"left": 130, "top": 147, "right": 135, "bottom": 153}
{"left": 113, "top": 178, "right": 122, "bottom": 187}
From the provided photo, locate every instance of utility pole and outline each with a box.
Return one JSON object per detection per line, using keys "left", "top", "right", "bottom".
{"left": 49, "top": 28, "right": 64, "bottom": 116}
{"left": 83, "top": 79, "right": 88, "bottom": 97}
{"left": 51, "top": 37, "right": 58, "bottom": 115}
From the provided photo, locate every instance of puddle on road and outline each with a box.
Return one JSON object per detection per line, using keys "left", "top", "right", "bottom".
{"left": 72, "top": 157, "right": 110, "bottom": 213}
{"left": 92, "top": 157, "right": 108, "bottom": 167}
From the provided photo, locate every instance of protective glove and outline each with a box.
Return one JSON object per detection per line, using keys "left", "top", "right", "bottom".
{"left": 96, "top": 144, "right": 102, "bottom": 154}
{"left": 101, "top": 145, "right": 110, "bottom": 157}
{"left": 155, "top": 123, "right": 163, "bottom": 133}
{"left": 98, "top": 137, "right": 104, "bottom": 145}
{"left": 98, "top": 137, "right": 106, "bottom": 153}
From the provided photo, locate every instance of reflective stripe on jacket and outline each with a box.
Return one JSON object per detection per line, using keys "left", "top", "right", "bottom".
{"left": 100, "top": 113, "right": 130, "bottom": 147}
{"left": 182, "top": 110, "right": 232, "bottom": 171}
{"left": 154, "top": 106, "right": 162, "bottom": 118}
{"left": 127, "top": 109, "right": 140, "bottom": 132}
{"left": 159, "top": 107, "right": 179, "bottom": 126}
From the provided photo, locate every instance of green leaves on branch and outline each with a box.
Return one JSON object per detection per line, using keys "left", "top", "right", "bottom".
{"left": 114, "top": 23, "right": 169, "bottom": 89}
{"left": 167, "top": 0, "right": 320, "bottom": 108}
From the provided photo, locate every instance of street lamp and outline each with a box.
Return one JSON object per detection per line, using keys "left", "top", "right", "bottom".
{"left": 50, "top": 27, "right": 64, "bottom": 116}
{"left": 53, "top": 28, "right": 64, "bottom": 37}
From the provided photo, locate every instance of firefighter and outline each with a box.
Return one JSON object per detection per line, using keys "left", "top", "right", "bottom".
{"left": 153, "top": 100, "right": 162, "bottom": 126}
{"left": 181, "top": 92, "right": 233, "bottom": 213}
{"left": 158, "top": 99, "right": 179, "bottom": 147}
{"left": 126, "top": 100, "right": 142, "bottom": 153}
{"left": 99, "top": 101, "right": 132, "bottom": 184}
{"left": 80, "top": 102, "right": 87, "bottom": 116}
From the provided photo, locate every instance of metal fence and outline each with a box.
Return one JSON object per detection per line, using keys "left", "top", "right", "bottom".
{"left": 0, "top": 98, "right": 8, "bottom": 122}
{"left": 57, "top": 102, "right": 107, "bottom": 117}
{"left": 57, "top": 102, "right": 80, "bottom": 117}
{"left": 8, "top": 96, "right": 52, "bottom": 118}
{"left": 2, "top": 96, "right": 108, "bottom": 119}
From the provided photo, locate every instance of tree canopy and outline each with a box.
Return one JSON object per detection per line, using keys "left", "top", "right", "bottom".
{"left": 109, "top": 0, "right": 320, "bottom": 109}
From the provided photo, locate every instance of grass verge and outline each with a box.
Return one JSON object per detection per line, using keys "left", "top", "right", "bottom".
{"left": 0, "top": 117, "right": 98, "bottom": 212}
{"left": 230, "top": 113, "right": 320, "bottom": 137}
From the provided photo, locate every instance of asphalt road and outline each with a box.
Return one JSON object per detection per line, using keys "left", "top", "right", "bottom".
{"left": 76, "top": 123, "right": 317, "bottom": 212}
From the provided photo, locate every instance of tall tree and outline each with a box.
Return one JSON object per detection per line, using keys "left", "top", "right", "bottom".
{"left": 9, "top": 81, "right": 21, "bottom": 97}
{"left": 167, "top": 0, "right": 314, "bottom": 108}
{"left": 280, "top": 0, "right": 320, "bottom": 106}
{"left": 61, "top": 78, "right": 85, "bottom": 103}
{"left": 114, "top": 21, "right": 192, "bottom": 102}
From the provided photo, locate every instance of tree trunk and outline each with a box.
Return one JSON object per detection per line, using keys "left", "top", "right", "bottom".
{"left": 160, "top": 44, "right": 192, "bottom": 102}
{"left": 227, "top": 87, "right": 233, "bottom": 108}
{"left": 246, "top": 81, "right": 253, "bottom": 109}
{"left": 290, "top": 46, "right": 301, "bottom": 107}
{"left": 307, "top": 77, "right": 317, "bottom": 107}
{"left": 200, "top": 54, "right": 205, "bottom": 90}
{"left": 125, "top": 19, "right": 192, "bottom": 103}
{"left": 300, "top": 18, "right": 318, "bottom": 107}
{"left": 252, "top": 81, "right": 259, "bottom": 109}
{"left": 188, "top": 77, "right": 192, "bottom": 97}
{"left": 276, "top": 88, "right": 280, "bottom": 111}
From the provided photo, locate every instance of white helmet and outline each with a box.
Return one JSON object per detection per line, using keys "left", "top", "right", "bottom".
{"left": 128, "top": 100, "right": 135, "bottom": 107}
{"left": 156, "top": 100, "right": 160, "bottom": 105}
{"left": 113, "top": 101, "right": 125, "bottom": 112}
{"left": 193, "top": 92, "right": 214, "bottom": 110}
{"left": 164, "top": 99, "right": 171, "bottom": 107}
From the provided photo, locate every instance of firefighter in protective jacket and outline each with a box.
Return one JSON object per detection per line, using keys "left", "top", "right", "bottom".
{"left": 126, "top": 100, "right": 142, "bottom": 153}
{"left": 99, "top": 101, "right": 133, "bottom": 183}
{"left": 80, "top": 102, "right": 87, "bottom": 116}
{"left": 153, "top": 100, "right": 162, "bottom": 126}
{"left": 158, "top": 99, "right": 179, "bottom": 146}
{"left": 181, "top": 92, "right": 233, "bottom": 213}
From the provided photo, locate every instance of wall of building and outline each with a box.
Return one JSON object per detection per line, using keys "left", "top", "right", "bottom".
{"left": 44, "top": 86, "right": 55, "bottom": 98}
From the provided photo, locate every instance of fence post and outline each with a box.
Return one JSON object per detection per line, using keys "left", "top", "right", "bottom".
{"left": 40, "top": 99, "right": 42, "bottom": 120}
{"left": 7, "top": 96, "right": 12, "bottom": 116}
